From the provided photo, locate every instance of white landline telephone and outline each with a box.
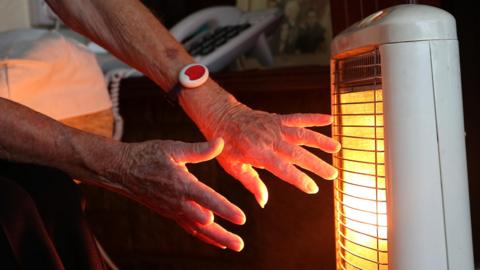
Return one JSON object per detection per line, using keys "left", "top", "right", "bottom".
{"left": 101, "top": 6, "right": 283, "bottom": 135}
{"left": 170, "top": 6, "right": 283, "bottom": 72}
{"left": 90, "top": 6, "right": 283, "bottom": 73}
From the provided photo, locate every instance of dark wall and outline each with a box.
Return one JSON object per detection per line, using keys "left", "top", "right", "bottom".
{"left": 140, "top": 0, "right": 235, "bottom": 28}
{"left": 330, "top": 0, "right": 441, "bottom": 36}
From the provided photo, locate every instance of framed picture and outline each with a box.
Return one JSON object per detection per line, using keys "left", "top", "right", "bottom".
{"left": 236, "top": 0, "right": 332, "bottom": 69}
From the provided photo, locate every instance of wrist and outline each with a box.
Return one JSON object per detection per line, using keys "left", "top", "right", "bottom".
{"left": 65, "top": 129, "right": 127, "bottom": 189}
{"left": 177, "top": 79, "right": 245, "bottom": 137}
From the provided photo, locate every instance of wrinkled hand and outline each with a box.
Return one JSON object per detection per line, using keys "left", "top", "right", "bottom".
{"left": 112, "top": 138, "right": 245, "bottom": 251}
{"left": 201, "top": 104, "right": 341, "bottom": 207}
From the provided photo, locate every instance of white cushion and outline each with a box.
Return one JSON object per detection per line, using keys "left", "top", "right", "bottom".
{"left": 0, "top": 29, "right": 112, "bottom": 120}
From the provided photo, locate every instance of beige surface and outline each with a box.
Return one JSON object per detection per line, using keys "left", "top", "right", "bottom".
{"left": 0, "top": 29, "right": 113, "bottom": 120}
{"left": 60, "top": 108, "right": 114, "bottom": 138}
{"left": 0, "top": 0, "right": 30, "bottom": 32}
{"left": 60, "top": 108, "right": 114, "bottom": 185}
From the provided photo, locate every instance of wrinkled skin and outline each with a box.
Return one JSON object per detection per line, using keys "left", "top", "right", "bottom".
{"left": 200, "top": 103, "right": 341, "bottom": 208}
{"left": 44, "top": 0, "right": 341, "bottom": 252}
{"left": 114, "top": 138, "right": 245, "bottom": 251}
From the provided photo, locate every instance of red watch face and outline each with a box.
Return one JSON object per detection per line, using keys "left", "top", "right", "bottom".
{"left": 179, "top": 64, "right": 209, "bottom": 88}
{"left": 185, "top": 65, "right": 206, "bottom": 80}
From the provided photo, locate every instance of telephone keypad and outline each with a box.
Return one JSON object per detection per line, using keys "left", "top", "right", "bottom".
{"left": 187, "top": 23, "right": 251, "bottom": 56}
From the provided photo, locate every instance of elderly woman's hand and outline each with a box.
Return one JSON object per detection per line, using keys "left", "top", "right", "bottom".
{"left": 205, "top": 104, "right": 340, "bottom": 207}
{"left": 107, "top": 138, "right": 245, "bottom": 251}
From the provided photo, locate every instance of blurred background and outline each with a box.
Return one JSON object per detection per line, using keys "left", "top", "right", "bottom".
{"left": 0, "top": 0, "right": 478, "bottom": 269}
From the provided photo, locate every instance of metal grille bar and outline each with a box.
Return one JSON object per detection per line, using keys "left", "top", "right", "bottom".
{"left": 332, "top": 48, "right": 388, "bottom": 270}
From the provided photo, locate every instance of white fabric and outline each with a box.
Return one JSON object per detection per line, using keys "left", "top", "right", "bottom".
{"left": 0, "top": 29, "right": 112, "bottom": 120}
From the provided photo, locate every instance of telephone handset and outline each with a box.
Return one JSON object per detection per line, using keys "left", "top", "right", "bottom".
{"left": 170, "top": 6, "right": 283, "bottom": 72}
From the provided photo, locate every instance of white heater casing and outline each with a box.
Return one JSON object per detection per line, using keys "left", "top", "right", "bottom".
{"left": 331, "top": 4, "right": 474, "bottom": 270}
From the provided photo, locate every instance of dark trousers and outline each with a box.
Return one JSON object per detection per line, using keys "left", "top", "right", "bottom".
{"left": 0, "top": 160, "right": 105, "bottom": 269}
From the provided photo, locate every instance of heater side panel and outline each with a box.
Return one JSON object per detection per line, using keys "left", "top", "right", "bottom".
{"left": 380, "top": 41, "right": 448, "bottom": 270}
{"left": 430, "top": 40, "right": 475, "bottom": 270}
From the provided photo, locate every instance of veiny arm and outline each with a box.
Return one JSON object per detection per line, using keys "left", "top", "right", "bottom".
{"left": 0, "top": 97, "right": 245, "bottom": 251}
{"left": 45, "top": 0, "right": 340, "bottom": 207}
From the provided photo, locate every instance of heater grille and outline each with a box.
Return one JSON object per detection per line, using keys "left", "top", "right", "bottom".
{"left": 332, "top": 49, "right": 388, "bottom": 270}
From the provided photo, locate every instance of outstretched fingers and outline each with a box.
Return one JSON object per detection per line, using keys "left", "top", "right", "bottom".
{"left": 177, "top": 220, "right": 244, "bottom": 251}
{"left": 177, "top": 220, "right": 227, "bottom": 250}
{"left": 282, "top": 126, "right": 341, "bottom": 153}
{"left": 181, "top": 200, "right": 214, "bottom": 225}
{"left": 194, "top": 222, "right": 244, "bottom": 252}
{"left": 262, "top": 152, "right": 319, "bottom": 194}
{"left": 220, "top": 161, "right": 268, "bottom": 208}
{"left": 275, "top": 142, "right": 338, "bottom": 180}
{"left": 280, "top": 113, "right": 332, "bottom": 127}
{"left": 172, "top": 138, "right": 224, "bottom": 164}
{"left": 185, "top": 174, "right": 246, "bottom": 225}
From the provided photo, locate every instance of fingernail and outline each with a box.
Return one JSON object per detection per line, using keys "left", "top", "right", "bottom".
{"left": 257, "top": 193, "right": 268, "bottom": 209}
{"left": 326, "top": 169, "right": 338, "bottom": 180}
{"left": 334, "top": 142, "right": 342, "bottom": 152}
{"left": 259, "top": 199, "right": 266, "bottom": 208}
{"left": 200, "top": 211, "right": 214, "bottom": 225}
{"left": 231, "top": 238, "right": 245, "bottom": 252}
{"left": 210, "top": 138, "right": 224, "bottom": 155}
{"left": 236, "top": 212, "right": 247, "bottom": 225}
{"left": 306, "top": 181, "right": 319, "bottom": 194}
{"left": 213, "top": 137, "right": 224, "bottom": 148}
{"left": 207, "top": 213, "right": 215, "bottom": 224}
{"left": 326, "top": 141, "right": 342, "bottom": 153}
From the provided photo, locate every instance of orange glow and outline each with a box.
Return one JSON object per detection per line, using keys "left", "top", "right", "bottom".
{"left": 333, "top": 89, "right": 388, "bottom": 270}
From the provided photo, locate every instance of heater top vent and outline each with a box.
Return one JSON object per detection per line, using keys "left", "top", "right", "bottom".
{"left": 331, "top": 4, "right": 457, "bottom": 58}
{"left": 334, "top": 49, "right": 381, "bottom": 93}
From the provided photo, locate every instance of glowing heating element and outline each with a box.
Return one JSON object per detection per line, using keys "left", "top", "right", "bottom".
{"left": 329, "top": 5, "right": 474, "bottom": 270}
{"left": 332, "top": 49, "right": 388, "bottom": 270}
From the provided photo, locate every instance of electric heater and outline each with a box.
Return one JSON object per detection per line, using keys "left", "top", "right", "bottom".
{"left": 330, "top": 5, "right": 474, "bottom": 270}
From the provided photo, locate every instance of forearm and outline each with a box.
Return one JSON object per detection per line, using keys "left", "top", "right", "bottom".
{"left": 45, "top": 0, "right": 238, "bottom": 129}
{"left": 0, "top": 98, "right": 122, "bottom": 188}
{"left": 46, "top": 0, "right": 192, "bottom": 91}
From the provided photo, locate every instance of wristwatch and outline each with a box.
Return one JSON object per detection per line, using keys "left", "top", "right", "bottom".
{"left": 167, "top": 63, "right": 209, "bottom": 104}
{"left": 179, "top": 63, "right": 209, "bottom": 88}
